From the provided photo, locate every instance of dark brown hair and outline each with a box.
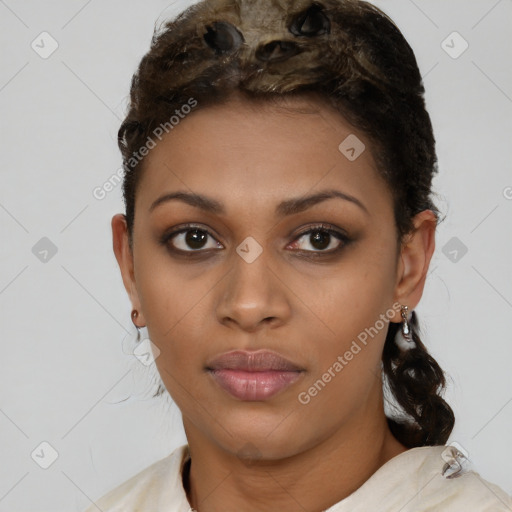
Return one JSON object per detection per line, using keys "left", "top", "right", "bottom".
{"left": 118, "top": 0, "right": 454, "bottom": 448}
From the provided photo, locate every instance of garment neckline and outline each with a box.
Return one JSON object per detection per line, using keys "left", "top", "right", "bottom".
{"left": 177, "top": 444, "right": 445, "bottom": 510}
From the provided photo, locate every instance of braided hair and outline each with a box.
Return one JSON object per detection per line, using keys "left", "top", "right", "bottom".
{"left": 384, "top": 311, "right": 454, "bottom": 447}
{"left": 118, "top": 0, "right": 455, "bottom": 447}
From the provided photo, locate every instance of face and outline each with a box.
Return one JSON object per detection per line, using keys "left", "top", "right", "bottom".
{"left": 114, "top": 94, "right": 420, "bottom": 461}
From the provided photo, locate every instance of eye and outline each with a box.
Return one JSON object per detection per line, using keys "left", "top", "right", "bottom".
{"left": 161, "top": 224, "right": 223, "bottom": 253}
{"left": 160, "top": 223, "right": 350, "bottom": 256}
{"left": 288, "top": 224, "right": 349, "bottom": 253}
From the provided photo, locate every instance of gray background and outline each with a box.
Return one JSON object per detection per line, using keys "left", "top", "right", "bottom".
{"left": 1, "top": 0, "right": 511, "bottom": 510}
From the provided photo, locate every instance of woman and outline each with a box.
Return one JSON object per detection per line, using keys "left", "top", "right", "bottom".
{"left": 84, "top": 0, "right": 512, "bottom": 510}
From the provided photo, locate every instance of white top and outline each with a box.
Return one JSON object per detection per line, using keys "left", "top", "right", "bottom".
{"left": 83, "top": 444, "right": 512, "bottom": 511}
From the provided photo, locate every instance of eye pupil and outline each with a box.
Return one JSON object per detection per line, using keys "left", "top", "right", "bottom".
{"left": 310, "top": 230, "right": 330, "bottom": 250}
{"left": 186, "top": 229, "right": 208, "bottom": 249}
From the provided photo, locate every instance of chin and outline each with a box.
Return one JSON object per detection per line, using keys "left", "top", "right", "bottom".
{"left": 206, "top": 408, "right": 309, "bottom": 462}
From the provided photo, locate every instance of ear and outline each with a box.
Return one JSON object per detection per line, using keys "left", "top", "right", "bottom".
{"left": 112, "top": 214, "right": 146, "bottom": 326}
{"left": 391, "top": 209, "right": 436, "bottom": 323}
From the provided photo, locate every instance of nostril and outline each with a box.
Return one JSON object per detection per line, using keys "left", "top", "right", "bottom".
{"left": 255, "top": 40, "right": 301, "bottom": 62}
{"left": 289, "top": 3, "right": 330, "bottom": 37}
{"left": 203, "top": 21, "right": 244, "bottom": 54}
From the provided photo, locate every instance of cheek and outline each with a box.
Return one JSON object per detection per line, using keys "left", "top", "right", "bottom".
{"left": 133, "top": 264, "right": 214, "bottom": 403}
{"left": 298, "top": 244, "right": 397, "bottom": 391}
{"left": 299, "top": 241, "right": 397, "bottom": 340}
{"left": 134, "top": 238, "right": 216, "bottom": 338}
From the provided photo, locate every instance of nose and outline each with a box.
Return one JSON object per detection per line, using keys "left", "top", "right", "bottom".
{"left": 215, "top": 252, "right": 291, "bottom": 332}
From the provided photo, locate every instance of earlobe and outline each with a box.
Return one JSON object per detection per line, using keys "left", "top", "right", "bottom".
{"left": 111, "top": 214, "right": 145, "bottom": 324}
{"left": 392, "top": 209, "right": 437, "bottom": 321}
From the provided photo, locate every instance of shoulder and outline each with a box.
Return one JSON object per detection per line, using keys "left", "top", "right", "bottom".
{"left": 81, "top": 444, "right": 192, "bottom": 512}
{"left": 328, "top": 445, "right": 512, "bottom": 512}
{"left": 416, "top": 446, "right": 512, "bottom": 511}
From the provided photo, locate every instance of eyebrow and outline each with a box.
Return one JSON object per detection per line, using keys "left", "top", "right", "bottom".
{"left": 149, "top": 189, "right": 369, "bottom": 216}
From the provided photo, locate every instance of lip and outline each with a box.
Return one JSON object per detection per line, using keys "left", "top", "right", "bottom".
{"left": 206, "top": 350, "right": 304, "bottom": 401}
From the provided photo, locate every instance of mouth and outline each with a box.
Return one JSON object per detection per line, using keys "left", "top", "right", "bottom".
{"left": 206, "top": 350, "right": 305, "bottom": 401}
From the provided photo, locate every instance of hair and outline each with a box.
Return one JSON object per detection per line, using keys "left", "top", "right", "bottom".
{"left": 118, "top": 0, "right": 454, "bottom": 448}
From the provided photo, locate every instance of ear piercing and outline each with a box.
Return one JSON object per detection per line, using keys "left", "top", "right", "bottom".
{"left": 395, "top": 305, "right": 416, "bottom": 351}
{"left": 131, "top": 309, "right": 144, "bottom": 343}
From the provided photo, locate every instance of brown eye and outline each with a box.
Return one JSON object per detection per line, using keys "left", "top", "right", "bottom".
{"left": 163, "top": 226, "right": 223, "bottom": 253}
{"left": 184, "top": 229, "right": 208, "bottom": 250}
{"left": 293, "top": 230, "right": 339, "bottom": 252}
{"left": 289, "top": 225, "right": 349, "bottom": 254}
{"left": 309, "top": 230, "right": 331, "bottom": 250}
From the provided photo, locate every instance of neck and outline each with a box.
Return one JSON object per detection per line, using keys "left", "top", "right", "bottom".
{"left": 182, "top": 398, "right": 407, "bottom": 511}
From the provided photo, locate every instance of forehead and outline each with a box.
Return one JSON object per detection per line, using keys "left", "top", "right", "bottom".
{"left": 136, "top": 95, "right": 393, "bottom": 219}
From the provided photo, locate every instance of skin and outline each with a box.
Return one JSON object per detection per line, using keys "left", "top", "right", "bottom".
{"left": 112, "top": 93, "right": 436, "bottom": 512}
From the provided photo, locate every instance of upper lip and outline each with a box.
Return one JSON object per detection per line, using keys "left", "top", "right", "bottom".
{"left": 206, "top": 350, "right": 303, "bottom": 372}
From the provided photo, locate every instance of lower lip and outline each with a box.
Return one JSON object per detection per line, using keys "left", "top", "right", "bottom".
{"left": 208, "top": 369, "right": 302, "bottom": 401}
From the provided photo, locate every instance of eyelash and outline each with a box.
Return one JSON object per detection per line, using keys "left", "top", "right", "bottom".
{"left": 159, "top": 223, "right": 351, "bottom": 258}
